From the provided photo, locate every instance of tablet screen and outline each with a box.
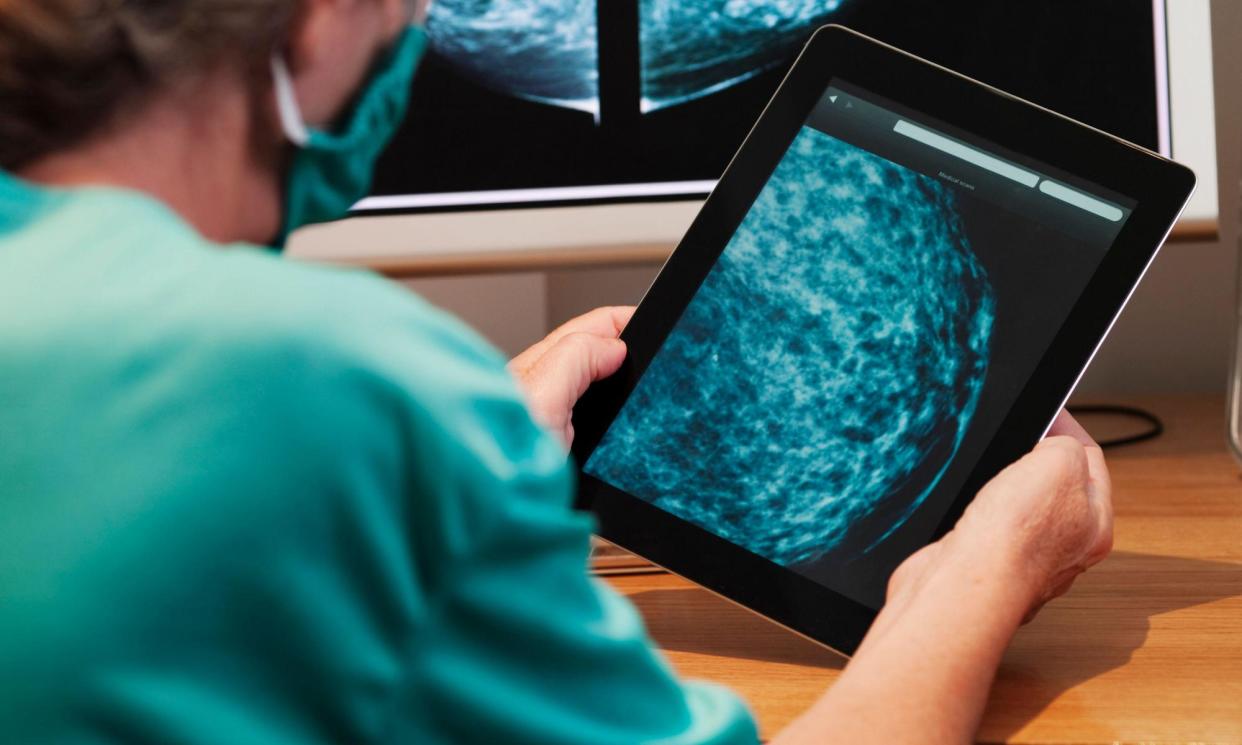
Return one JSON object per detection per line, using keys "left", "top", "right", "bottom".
{"left": 582, "top": 81, "right": 1134, "bottom": 609}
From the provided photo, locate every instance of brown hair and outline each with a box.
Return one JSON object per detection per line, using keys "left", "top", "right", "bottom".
{"left": 0, "top": 0, "right": 301, "bottom": 170}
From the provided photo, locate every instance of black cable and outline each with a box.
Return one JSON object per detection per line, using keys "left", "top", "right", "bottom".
{"left": 1066, "top": 404, "right": 1164, "bottom": 449}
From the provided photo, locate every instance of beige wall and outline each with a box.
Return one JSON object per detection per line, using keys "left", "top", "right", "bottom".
{"left": 409, "top": 2, "right": 1242, "bottom": 396}
{"left": 1069, "top": 0, "right": 1241, "bottom": 396}
{"left": 401, "top": 272, "right": 547, "bottom": 355}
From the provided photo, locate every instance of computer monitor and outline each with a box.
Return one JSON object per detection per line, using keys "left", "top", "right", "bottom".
{"left": 290, "top": 0, "right": 1218, "bottom": 271}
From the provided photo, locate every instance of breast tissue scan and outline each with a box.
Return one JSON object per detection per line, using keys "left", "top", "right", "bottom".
{"left": 373, "top": 1, "right": 1158, "bottom": 203}
{"left": 426, "top": 0, "right": 847, "bottom": 115}
{"left": 584, "top": 85, "right": 1134, "bottom": 608}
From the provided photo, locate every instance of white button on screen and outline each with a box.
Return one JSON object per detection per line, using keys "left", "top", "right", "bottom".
{"left": 1038, "top": 180, "right": 1125, "bottom": 222}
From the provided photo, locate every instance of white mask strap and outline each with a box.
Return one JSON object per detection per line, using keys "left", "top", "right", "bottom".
{"left": 271, "top": 54, "right": 311, "bottom": 147}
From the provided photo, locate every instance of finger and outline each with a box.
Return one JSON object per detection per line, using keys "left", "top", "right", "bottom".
{"left": 1082, "top": 443, "right": 1114, "bottom": 566}
{"left": 1035, "top": 437, "right": 1114, "bottom": 568}
{"left": 1082, "top": 438, "right": 1111, "bottom": 504}
{"left": 1047, "top": 411, "right": 1110, "bottom": 493}
{"left": 1047, "top": 413, "right": 1113, "bottom": 563}
{"left": 511, "top": 307, "right": 636, "bottom": 372}
{"left": 521, "top": 333, "right": 627, "bottom": 444}
{"left": 532, "top": 306, "right": 635, "bottom": 361}
{"left": 973, "top": 436, "right": 1091, "bottom": 537}
{"left": 1047, "top": 410, "right": 1099, "bottom": 449}
{"left": 1000, "top": 435, "right": 1090, "bottom": 501}
{"left": 555, "top": 306, "right": 635, "bottom": 338}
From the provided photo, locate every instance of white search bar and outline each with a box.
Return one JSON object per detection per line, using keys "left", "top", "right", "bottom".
{"left": 1038, "top": 180, "right": 1125, "bottom": 222}
{"left": 893, "top": 120, "right": 1040, "bottom": 188}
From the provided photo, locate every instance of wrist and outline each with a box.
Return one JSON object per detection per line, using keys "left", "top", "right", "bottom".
{"left": 859, "top": 529, "right": 1031, "bottom": 674}
{"left": 924, "top": 528, "right": 1036, "bottom": 628}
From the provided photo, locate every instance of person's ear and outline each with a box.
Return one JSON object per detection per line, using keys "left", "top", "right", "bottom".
{"left": 413, "top": 0, "right": 432, "bottom": 24}
{"left": 283, "top": 0, "right": 334, "bottom": 77}
{"left": 282, "top": 0, "right": 393, "bottom": 128}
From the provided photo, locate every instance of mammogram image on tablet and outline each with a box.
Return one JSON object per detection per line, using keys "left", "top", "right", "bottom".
{"left": 585, "top": 128, "right": 995, "bottom": 567}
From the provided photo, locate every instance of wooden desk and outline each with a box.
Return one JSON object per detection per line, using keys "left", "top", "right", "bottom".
{"left": 606, "top": 395, "right": 1242, "bottom": 744}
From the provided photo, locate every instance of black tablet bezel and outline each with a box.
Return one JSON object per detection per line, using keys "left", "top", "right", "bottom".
{"left": 571, "top": 25, "right": 1195, "bottom": 656}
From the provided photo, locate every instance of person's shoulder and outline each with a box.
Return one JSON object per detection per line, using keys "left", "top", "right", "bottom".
{"left": 207, "top": 246, "right": 512, "bottom": 402}
{"left": 210, "top": 247, "right": 562, "bottom": 468}
{"left": 208, "top": 249, "right": 574, "bottom": 554}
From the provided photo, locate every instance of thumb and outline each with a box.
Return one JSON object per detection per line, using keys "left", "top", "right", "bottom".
{"left": 522, "top": 333, "right": 627, "bottom": 443}
{"left": 1003, "top": 436, "right": 1090, "bottom": 498}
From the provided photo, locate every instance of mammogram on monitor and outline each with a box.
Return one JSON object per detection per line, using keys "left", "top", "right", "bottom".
{"left": 425, "top": 0, "right": 850, "bottom": 116}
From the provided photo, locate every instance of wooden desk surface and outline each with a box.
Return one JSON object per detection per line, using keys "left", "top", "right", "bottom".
{"left": 606, "top": 395, "right": 1242, "bottom": 744}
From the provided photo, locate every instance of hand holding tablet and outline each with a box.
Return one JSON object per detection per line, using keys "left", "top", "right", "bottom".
{"left": 896, "top": 411, "right": 1113, "bottom": 624}
{"left": 572, "top": 26, "right": 1193, "bottom": 655}
{"left": 791, "top": 413, "right": 1114, "bottom": 745}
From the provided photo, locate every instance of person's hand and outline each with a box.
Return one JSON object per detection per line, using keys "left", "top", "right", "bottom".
{"left": 509, "top": 307, "right": 635, "bottom": 447}
{"left": 888, "top": 411, "right": 1113, "bottom": 623}
{"left": 781, "top": 413, "right": 1111, "bottom": 745}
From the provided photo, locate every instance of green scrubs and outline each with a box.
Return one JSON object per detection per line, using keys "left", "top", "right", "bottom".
{"left": 0, "top": 171, "right": 758, "bottom": 745}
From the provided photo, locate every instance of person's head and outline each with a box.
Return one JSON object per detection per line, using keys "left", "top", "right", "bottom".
{"left": 0, "top": 0, "right": 428, "bottom": 242}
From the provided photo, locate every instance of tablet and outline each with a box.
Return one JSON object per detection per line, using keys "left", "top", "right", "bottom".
{"left": 571, "top": 26, "right": 1195, "bottom": 656}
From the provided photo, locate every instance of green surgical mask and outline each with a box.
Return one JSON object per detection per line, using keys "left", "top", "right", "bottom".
{"left": 270, "top": 26, "right": 428, "bottom": 247}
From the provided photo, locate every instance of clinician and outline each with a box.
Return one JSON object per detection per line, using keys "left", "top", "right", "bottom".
{"left": 0, "top": 1, "right": 1113, "bottom": 743}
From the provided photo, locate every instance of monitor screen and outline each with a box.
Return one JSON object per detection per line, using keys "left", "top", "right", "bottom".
{"left": 365, "top": 0, "right": 1162, "bottom": 213}
{"left": 581, "top": 80, "right": 1134, "bottom": 609}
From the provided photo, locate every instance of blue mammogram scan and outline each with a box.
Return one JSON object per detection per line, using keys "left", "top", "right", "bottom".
{"left": 425, "top": 1, "right": 848, "bottom": 116}
{"left": 640, "top": 0, "right": 847, "bottom": 111}
{"left": 427, "top": 0, "right": 600, "bottom": 114}
{"left": 585, "top": 129, "right": 995, "bottom": 566}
